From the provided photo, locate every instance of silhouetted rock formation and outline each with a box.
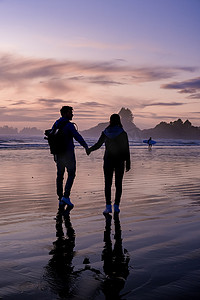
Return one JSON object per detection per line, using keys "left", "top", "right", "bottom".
{"left": 81, "top": 107, "right": 141, "bottom": 139}
{"left": 81, "top": 108, "right": 200, "bottom": 140}
{"left": 1, "top": 110, "right": 199, "bottom": 140}
{"left": 19, "top": 127, "right": 43, "bottom": 135}
{"left": 118, "top": 108, "right": 141, "bottom": 139}
{"left": 0, "top": 126, "right": 18, "bottom": 134}
{"left": 0, "top": 126, "right": 43, "bottom": 135}
{"left": 142, "top": 119, "right": 200, "bottom": 140}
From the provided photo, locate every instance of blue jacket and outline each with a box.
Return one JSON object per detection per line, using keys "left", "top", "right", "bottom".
{"left": 52, "top": 117, "right": 88, "bottom": 152}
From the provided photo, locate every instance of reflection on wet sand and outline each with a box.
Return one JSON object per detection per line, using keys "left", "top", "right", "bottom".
{"left": 44, "top": 208, "right": 76, "bottom": 298}
{"left": 44, "top": 209, "right": 130, "bottom": 299}
{"left": 102, "top": 213, "right": 130, "bottom": 299}
{"left": 1, "top": 146, "right": 200, "bottom": 299}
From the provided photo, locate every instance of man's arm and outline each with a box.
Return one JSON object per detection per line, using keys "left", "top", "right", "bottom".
{"left": 70, "top": 123, "right": 88, "bottom": 149}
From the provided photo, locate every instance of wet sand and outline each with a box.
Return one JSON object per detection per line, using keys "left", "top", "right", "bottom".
{"left": 0, "top": 146, "right": 200, "bottom": 299}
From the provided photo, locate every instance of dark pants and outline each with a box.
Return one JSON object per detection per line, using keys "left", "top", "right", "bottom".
{"left": 56, "top": 151, "right": 76, "bottom": 199}
{"left": 103, "top": 159, "right": 125, "bottom": 205}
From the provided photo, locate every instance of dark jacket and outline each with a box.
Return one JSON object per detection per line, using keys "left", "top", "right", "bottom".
{"left": 90, "top": 125, "right": 130, "bottom": 168}
{"left": 52, "top": 117, "right": 88, "bottom": 152}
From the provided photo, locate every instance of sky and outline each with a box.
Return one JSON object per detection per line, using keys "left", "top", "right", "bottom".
{"left": 0, "top": 0, "right": 200, "bottom": 131}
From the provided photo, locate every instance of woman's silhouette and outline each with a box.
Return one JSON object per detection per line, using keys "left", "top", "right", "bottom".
{"left": 87, "top": 114, "right": 130, "bottom": 214}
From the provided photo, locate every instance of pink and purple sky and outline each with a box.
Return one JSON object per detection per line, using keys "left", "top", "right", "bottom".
{"left": 0, "top": 0, "right": 199, "bottom": 131}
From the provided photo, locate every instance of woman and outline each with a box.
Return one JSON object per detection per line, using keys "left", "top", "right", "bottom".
{"left": 87, "top": 114, "right": 131, "bottom": 214}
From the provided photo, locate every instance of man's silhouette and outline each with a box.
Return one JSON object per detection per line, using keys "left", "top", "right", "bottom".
{"left": 52, "top": 106, "right": 88, "bottom": 209}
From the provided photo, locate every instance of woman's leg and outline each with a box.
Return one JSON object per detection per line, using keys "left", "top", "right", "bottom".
{"left": 103, "top": 159, "right": 114, "bottom": 205}
{"left": 114, "top": 161, "right": 125, "bottom": 205}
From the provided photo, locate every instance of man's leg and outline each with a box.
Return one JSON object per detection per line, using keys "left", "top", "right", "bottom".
{"left": 63, "top": 152, "right": 76, "bottom": 199}
{"left": 56, "top": 155, "right": 65, "bottom": 200}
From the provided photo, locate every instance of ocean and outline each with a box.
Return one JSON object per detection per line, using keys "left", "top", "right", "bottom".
{"left": 0, "top": 134, "right": 200, "bottom": 299}
{"left": 0, "top": 134, "right": 200, "bottom": 150}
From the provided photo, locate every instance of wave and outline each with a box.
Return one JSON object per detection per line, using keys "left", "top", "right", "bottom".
{"left": 1, "top": 135, "right": 200, "bottom": 150}
{"left": 0, "top": 135, "right": 48, "bottom": 150}
{"left": 131, "top": 139, "right": 200, "bottom": 147}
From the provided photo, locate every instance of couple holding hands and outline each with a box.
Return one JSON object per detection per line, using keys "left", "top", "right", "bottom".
{"left": 51, "top": 106, "right": 130, "bottom": 215}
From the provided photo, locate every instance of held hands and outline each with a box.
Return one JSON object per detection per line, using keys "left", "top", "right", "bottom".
{"left": 126, "top": 163, "right": 131, "bottom": 172}
{"left": 85, "top": 147, "right": 91, "bottom": 155}
{"left": 85, "top": 147, "right": 130, "bottom": 173}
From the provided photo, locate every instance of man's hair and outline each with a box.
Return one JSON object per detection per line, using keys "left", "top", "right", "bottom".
{"left": 60, "top": 106, "right": 73, "bottom": 116}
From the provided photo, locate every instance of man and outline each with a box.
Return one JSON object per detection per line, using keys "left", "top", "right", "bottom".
{"left": 52, "top": 106, "right": 88, "bottom": 209}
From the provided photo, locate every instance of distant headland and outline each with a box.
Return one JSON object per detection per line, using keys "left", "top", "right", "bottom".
{"left": 1, "top": 108, "right": 200, "bottom": 140}
{"left": 0, "top": 126, "right": 43, "bottom": 135}
{"left": 81, "top": 108, "right": 200, "bottom": 140}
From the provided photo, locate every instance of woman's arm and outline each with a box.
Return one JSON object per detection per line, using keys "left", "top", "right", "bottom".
{"left": 87, "top": 132, "right": 105, "bottom": 154}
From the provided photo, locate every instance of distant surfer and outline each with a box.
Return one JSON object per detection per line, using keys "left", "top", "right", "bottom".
{"left": 143, "top": 138, "right": 156, "bottom": 149}
{"left": 147, "top": 137, "right": 152, "bottom": 150}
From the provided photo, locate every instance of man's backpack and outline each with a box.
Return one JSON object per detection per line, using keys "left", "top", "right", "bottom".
{"left": 44, "top": 120, "right": 68, "bottom": 155}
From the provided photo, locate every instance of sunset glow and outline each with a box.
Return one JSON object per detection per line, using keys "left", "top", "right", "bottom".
{"left": 0, "top": 0, "right": 199, "bottom": 131}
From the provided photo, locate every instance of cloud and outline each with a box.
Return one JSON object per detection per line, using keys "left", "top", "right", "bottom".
{"left": 191, "top": 111, "right": 200, "bottom": 114}
{"left": 10, "top": 100, "right": 28, "bottom": 106}
{"left": 131, "top": 66, "right": 197, "bottom": 82}
{"left": 68, "top": 75, "right": 124, "bottom": 85}
{"left": 0, "top": 106, "right": 43, "bottom": 122}
{"left": 142, "top": 101, "right": 184, "bottom": 107}
{"left": 135, "top": 112, "right": 188, "bottom": 122}
{"left": 179, "top": 89, "right": 197, "bottom": 94}
{"left": 161, "top": 77, "right": 200, "bottom": 94}
{"left": 131, "top": 100, "right": 185, "bottom": 109}
{"left": 0, "top": 52, "right": 199, "bottom": 129}
{"left": 132, "top": 68, "right": 175, "bottom": 82}
{"left": 0, "top": 52, "right": 197, "bottom": 92}
{"left": 37, "top": 98, "right": 71, "bottom": 106}
{"left": 88, "top": 76, "right": 124, "bottom": 86}
{"left": 80, "top": 101, "right": 110, "bottom": 107}
{"left": 187, "top": 93, "right": 200, "bottom": 99}
{"left": 68, "top": 76, "right": 85, "bottom": 81}
{"left": 161, "top": 77, "right": 200, "bottom": 100}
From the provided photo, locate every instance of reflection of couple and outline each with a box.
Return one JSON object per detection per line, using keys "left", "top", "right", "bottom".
{"left": 51, "top": 106, "right": 131, "bottom": 214}
{"left": 45, "top": 209, "right": 129, "bottom": 298}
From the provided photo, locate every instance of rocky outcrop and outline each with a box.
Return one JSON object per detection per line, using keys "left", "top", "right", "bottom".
{"left": 81, "top": 107, "right": 141, "bottom": 139}
{"left": 142, "top": 119, "right": 200, "bottom": 140}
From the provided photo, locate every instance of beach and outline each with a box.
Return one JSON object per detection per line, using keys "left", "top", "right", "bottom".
{"left": 0, "top": 139, "right": 200, "bottom": 299}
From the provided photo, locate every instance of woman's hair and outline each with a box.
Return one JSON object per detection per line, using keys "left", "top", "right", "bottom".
{"left": 109, "top": 114, "right": 122, "bottom": 127}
